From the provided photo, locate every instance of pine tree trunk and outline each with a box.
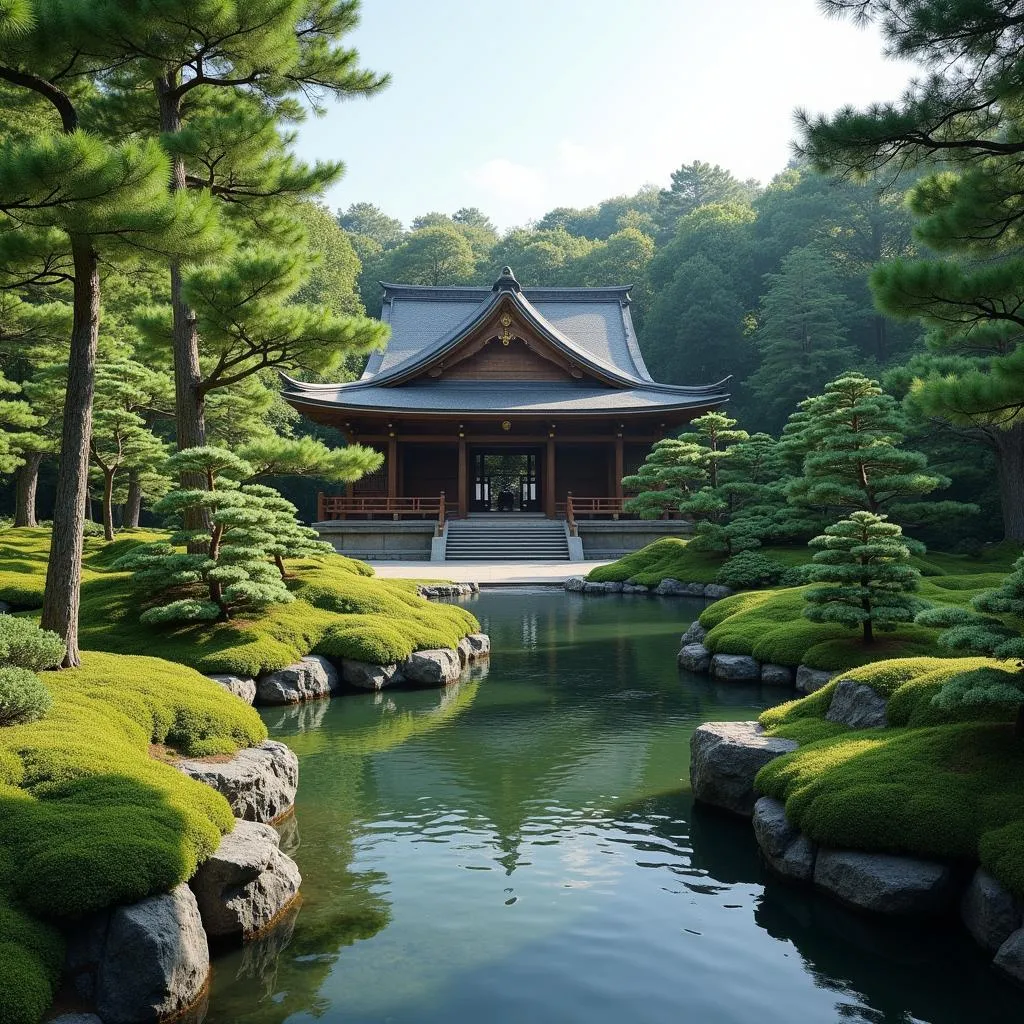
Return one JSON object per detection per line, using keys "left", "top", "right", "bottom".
{"left": 40, "top": 234, "right": 99, "bottom": 668}
{"left": 991, "top": 424, "right": 1024, "bottom": 543}
{"left": 14, "top": 451, "right": 42, "bottom": 528}
{"left": 157, "top": 73, "right": 209, "bottom": 549}
{"left": 124, "top": 469, "right": 142, "bottom": 528}
{"left": 1015, "top": 702, "right": 1024, "bottom": 740}
{"left": 102, "top": 469, "right": 116, "bottom": 542}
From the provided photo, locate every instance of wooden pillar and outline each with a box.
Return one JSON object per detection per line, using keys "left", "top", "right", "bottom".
{"left": 458, "top": 438, "right": 467, "bottom": 517}
{"left": 387, "top": 436, "right": 397, "bottom": 500}
{"left": 614, "top": 433, "right": 624, "bottom": 500}
{"left": 545, "top": 435, "right": 556, "bottom": 518}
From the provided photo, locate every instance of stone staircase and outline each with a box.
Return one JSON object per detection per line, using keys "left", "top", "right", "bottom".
{"left": 444, "top": 517, "right": 570, "bottom": 561}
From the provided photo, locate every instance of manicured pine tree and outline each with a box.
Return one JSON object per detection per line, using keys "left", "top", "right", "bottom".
{"left": 622, "top": 437, "right": 707, "bottom": 519}
{"left": 240, "top": 484, "right": 333, "bottom": 578}
{"left": 0, "top": 5, "right": 216, "bottom": 664}
{"left": 804, "top": 511, "right": 926, "bottom": 643}
{"left": 113, "top": 447, "right": 296, "bottom": 623}
{"left": 784, "top": 371, "right": 974, "bottom": 528}
{"left": 238, "top": 434, "right": 382, "bottom": 485}
{"left": 916, "top": 557, "right": 1024, "bottom": 736}
{"left": 0, "top": 368, "right": 41, "bottom": 476}
{"left": 798, "top": 0, "right": 1024, "bottom": 541}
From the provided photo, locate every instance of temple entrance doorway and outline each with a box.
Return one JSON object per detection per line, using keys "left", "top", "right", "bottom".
{"left": 469, "top": 447, "right": 542, "bottom": 513}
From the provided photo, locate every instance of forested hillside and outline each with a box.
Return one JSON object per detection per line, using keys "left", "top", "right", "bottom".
{"left": 336, "top": 159, "right": 1001, "bottom": 542}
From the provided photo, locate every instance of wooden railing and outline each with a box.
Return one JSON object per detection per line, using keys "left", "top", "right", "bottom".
{"left": 317, "top": 493, "right": 446, "bottom": 534}
{"left": 558, "top": 494, "right": 628, "bottom": 535}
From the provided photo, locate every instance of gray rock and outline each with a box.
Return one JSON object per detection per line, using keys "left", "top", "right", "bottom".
{"left": 465, "top": 633, "right": 490, "bottom": 659}
{"left": 583, "top": 581, "right": 608, "bottom": 594}
{"left": 826, "top": 679, "right": 888, "bottom": 729}
{"left": 179, "top": 740, "right": 298, "bottom": 824}
{"left": 190, "top": 819, "right": 301, "bottom": 940}
{"left": 206, "top": 673, "right": 257, "bottom": 705}
{"left": 814, "top": 849, "right": 957, "bottom": 916}
{"left": 456, "top": 637, "right": 473, "bottom": 668}
{"left": 796, "top": 665, "right": 834, "bottom": 695}
{"left": 417, "top": 583, "right": 476, "bottom": 599}
{"left": 623, "top": 583, "right": 649, "bottom": 594}
{"left": 604, "top": 580, "right": 624, "bottom": 593}
{"left": 255, "top": 655, "right": 338, "bottom": 706}
{"left": 564, "top": 577, "right": 586, "bottom": 592}
{"left": 678, "top": 642, "right": 711, "bottom": 673}
{"left": 703, "top": 584, "right": 735, "bottom": 600}
{"left": 752, "top": 797, "right": 816, "bottom": 881}
{"left": 710, "top": 653, "right": 761, "bottom": 683}
{"left": 654, "top": 578, "right": 705, "bottom": 597}
{"left": 995, "top": 928, "right": 1024, "bottom": 984}
{"left": 341, "top": 659, "right": 403, "bottom": 691}
{"left": 50, "top": 1016, "right": 104, "bottom": 1024}
{"left": 689, "top": 721, "right": 799, "bottom": 817}
{"left": 961, "top": 868, "right": 1023, "bottom": 955}
{"left": 400, "top": 648, "right": 462, "bottom": 686}
{"left": 760, "top": 663, "right": 795, "bottom": 687}
{"left": 95, "top": 884, "right": 209, "bottom": 1024}
{"left": 680, "top": 620, "right": 707, "bottom": 646}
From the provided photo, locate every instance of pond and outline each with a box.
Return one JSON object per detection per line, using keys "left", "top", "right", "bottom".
{"left": 202, "top": 588, "right": 1021, "bottom": 1024}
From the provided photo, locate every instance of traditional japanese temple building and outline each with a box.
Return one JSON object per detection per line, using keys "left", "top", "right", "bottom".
{"left": 282, "top": 268, "right": 729, "bottom": 560}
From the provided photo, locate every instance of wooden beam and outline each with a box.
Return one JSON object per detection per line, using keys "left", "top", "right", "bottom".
{"left": 614, "top": 433, "right": 624, "bottom": 500}
{"left": 458, "top": 438, "right": 467, "bottom": 518}
{"left": 387, "top": 435, "right": 397, "bottom": 500}
{"left": 356, "top": 433, "right": 660, "bottom": 444}
{"left": 545, "top": 436, "right": 556, "bottom": 518}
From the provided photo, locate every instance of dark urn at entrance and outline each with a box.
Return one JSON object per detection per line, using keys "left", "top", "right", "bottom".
{"left": 471, "top": 449, "right": 541, "bottom": 513}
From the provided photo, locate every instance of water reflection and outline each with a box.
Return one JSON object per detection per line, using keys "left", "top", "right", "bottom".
{"left": 202, "top": 591, "right": 1022, "bottom": 1024}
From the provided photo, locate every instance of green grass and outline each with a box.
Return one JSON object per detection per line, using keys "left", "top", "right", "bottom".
{"left": 2, "top": 528, "right": 479, "bottom": 677}
{"left": 755, "top": 656, "right": 1024, "bottom": 898}
{"left": 0, "top": 650, "right": 267, "bottom": 1024}
{"left": 587, "top": 535, "right": 1022, "bottom": 589}
{"left": 696, "top": 571, "right": 1013, "bottom": 672}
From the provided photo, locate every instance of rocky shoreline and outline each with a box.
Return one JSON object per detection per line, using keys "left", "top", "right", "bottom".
{"left": 52, "top": 621, "right": 491, "bottom": 1024}
{"left": 689, "top": 717, "right": 1024, "bottom": 986}
{"left": 564, "top": 576, "right": 735, "bottom": 600}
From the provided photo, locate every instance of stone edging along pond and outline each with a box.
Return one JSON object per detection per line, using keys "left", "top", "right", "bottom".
{"left": 51, "top": 585, "right": 491, "bottom": 1024}
{"left": 689, "top": 719, "right": 1024, "bottom": 986}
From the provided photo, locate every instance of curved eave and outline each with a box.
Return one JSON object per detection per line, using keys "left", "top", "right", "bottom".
{"left": 281, "top": 390, "right": 731, "bottom": 419}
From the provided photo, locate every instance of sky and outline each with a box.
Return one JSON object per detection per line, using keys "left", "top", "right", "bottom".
{"left": 299, "top": 0, "right": 917, "bottom": 231}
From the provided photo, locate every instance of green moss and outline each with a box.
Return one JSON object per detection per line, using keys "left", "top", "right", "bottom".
{"left": 755, "top": 720, "right": 1024, "bottom": 896}
{"left": 0, "top": 650, "right": 267, "bottom": 1022}
{"left": 695, "top": 570, "right": 1013, "bottom": 672}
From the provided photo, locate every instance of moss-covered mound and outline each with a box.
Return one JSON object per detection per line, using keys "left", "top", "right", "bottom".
{"left": 756, "top": 657, "right": 1024, "bottom": 899}
{"left": 0, "top": 651, "right": 267, "bottom": 1024}
{"left": 588, "top": 535, "right": 1021, "bottom": 589}
{"left": 697, "top": 571, "right": 1013, "bottom": 672}
{"left": 1, "top": 528, "right": 480, "bottom": 677}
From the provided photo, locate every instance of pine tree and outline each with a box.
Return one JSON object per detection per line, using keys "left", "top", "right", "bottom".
{"left": 622, "top": 437, "right": 707, "bottom": 519}
{"left": 798, "top": 0, "right": 1024, "bottom": 541}
{"left": 238, "top": 434, "right": 382, "bottom": 484}
{"left": 112, "top": 447, "right": 326, "bottom": 623}
{"left": 804, "top": 511, "right": 926, "bottom": 643}
{"left": 917, "top": 557, "right": 1024, "bottom": 737}
{"left": 746, "top": 245, "right": 858, "bottom": 427}
{"left": 0, "top": 368, "right": 40, "bottom": 475}
{"left": 784, "top": 371, "right": 974, "bottom": 529}
{"left": 89, "top": 359, "right": 169, "bottom": 541}
{"left": 0, "top": 7, "right": 216, "bottom": 664}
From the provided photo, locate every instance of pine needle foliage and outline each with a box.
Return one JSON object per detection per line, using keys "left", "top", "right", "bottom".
{"left": 785, "top": 371, "right": 974, "bottom": 528}
{"left": 112, "top": 446, "right": 331, "bottom": 623}
{"left": 803, "top": 511, "right": 927, "bottom": 643}
{"left": 917, "top": 556, "right": 1024, "bottom": 734}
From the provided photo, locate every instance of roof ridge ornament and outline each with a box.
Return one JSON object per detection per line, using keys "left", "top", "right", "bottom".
{"left": 492, "top": 266, "right": 522, "bottom": 293}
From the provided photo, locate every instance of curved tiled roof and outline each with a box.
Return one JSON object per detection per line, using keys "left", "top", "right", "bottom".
{"left": 282, "top": 268, "right": 730, "bottom": 416}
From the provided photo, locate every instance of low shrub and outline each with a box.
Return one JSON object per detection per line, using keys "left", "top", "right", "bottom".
{"left": 714, "top": 551, "right": 788, "bottom": 589}
{"left": 0, "top": 669, "right": 52, "bottom": 727}
{"left": 0, "top": 618, "right": 65, "bottom": 671}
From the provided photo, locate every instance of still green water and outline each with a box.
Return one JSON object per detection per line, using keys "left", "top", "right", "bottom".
{"left": 203, "top": 589, "right": 1021, "bottom": 1024}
